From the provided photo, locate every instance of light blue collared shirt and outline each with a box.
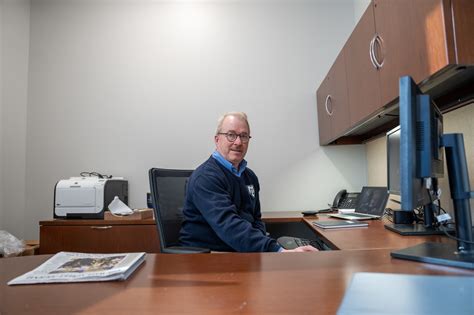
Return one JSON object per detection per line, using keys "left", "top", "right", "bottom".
{"left": 212, "top": 151, "right": 247, "bottom": 177}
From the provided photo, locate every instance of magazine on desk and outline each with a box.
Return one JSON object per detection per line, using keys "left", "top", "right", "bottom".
{"left": 8, "top": 251, "right": 146, "bottom": 285}
{"left": 312, "top": 220, "right": 368, "bottom": 229}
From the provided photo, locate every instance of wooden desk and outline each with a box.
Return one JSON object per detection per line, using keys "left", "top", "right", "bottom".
{"left": 39, "top": 212, "right": 302, "bottom": 254}
{"left": 261, "top": 211, "right": 304, "bottom": 222}
{"left": 40, "top": 211, "right": 454, "bottom": 254}
{"left": 263, "top": 211, "right": 452, "bottom": 251}
{"left": 2, "top": 250, "right": 472, "bottom": 314}
{"left": 303, "top": 215, "right": 452, "bottom": 250}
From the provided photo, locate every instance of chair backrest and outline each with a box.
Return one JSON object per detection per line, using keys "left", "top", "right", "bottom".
{"left": 148, "top": 168, "right": 193, "bottom": 253}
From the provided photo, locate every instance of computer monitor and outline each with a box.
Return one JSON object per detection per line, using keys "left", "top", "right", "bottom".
{"left": 387, "top": 76, "right": 474, "bottom": 269}
{"left": 385, "top": 77, "right": 444, "bottom": 235}
{"left": 386, "top": 127, "right": 400, "bottom": 195}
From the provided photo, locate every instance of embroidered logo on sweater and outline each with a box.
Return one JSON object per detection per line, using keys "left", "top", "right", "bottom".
{"left": 247, "top": 185, "right": 255, "bottom": 198}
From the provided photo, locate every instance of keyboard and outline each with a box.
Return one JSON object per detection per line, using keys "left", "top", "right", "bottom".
{"left": 277, "top": 236, "right": 327, "bottom": 250}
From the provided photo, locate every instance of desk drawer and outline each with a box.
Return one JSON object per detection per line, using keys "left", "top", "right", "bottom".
{"left": 40, "top": 224, "right": 160, "bottom": 254}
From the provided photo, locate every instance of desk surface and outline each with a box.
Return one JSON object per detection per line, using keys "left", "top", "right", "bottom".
{"left": 263, "top": 211, "right": 451, "bottom": 250}
{"left": 304, "top": 215, "right": 452, "bottom": 250}
{"left": 39, "top": 212, "right": 455, "bottom": 254}
{"left": 2, "top": 250, "right": 473, "bottom": 314}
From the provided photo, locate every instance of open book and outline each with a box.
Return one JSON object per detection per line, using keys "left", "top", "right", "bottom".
{"left": 8, "top": 251, "right": 145, "bottom": 285}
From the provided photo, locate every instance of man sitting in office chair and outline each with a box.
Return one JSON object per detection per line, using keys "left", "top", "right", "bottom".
{"left": 179, "top": 112, "right": 317, "bottom": 253}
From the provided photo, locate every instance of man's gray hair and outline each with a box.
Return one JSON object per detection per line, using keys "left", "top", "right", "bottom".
{"left": 216, "top": 112, "right": 250, "bottom": 135}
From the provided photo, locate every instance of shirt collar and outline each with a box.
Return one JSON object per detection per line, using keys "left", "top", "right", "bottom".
{"left": 212, "top": 150, "right": 247, "bottom": 177}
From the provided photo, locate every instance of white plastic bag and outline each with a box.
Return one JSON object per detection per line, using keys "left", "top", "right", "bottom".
{"left": 108, "top": 196, "right": 134, "bottom": 215}
{"left": 0, "top": 230, "right": 25, "bottom": 257}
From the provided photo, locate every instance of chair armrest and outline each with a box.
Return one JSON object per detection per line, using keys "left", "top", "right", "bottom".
{"left": 163, "top": 246, "right": 211, "bottom": 254}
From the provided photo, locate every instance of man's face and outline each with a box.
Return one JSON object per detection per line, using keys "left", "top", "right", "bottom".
{"left": 215, "top": 116, "right": 250, "bottom": 168}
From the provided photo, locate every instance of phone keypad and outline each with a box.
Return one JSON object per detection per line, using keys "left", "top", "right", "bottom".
{"left": 339, "top": 198, "right": 357, "bottom": 209}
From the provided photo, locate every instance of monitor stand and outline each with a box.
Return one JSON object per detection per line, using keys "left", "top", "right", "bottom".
{"left": 384, "top": 223, "right": 454, "bottom": 236}
{"left": 391, "top": 134, "right": 474, "bottom": 270}
{"left": 391, "top": 242, "right": 474, "bottom": 270}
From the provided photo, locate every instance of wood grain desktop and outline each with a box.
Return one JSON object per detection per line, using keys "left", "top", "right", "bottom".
{"left": 2, "top": 250, "right": 473, "bottom": 314}
{"left": 303, "top": 215, "right": 451, "bottom": 250}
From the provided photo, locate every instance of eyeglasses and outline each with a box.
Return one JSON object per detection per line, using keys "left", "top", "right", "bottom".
{"left": 218, "top": 132, "right": 252, "bottom": 143}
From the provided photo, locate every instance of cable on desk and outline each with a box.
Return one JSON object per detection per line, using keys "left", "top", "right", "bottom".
{"left": 383, "top": 208, "right": 394, "bottom": 223}
{"left": 80, "top": 171, "right": 113, "bottom": 179}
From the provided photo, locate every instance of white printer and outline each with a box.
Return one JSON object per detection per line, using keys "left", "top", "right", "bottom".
{"left": 54, "top": 177, "right": 128, "bottom": 219}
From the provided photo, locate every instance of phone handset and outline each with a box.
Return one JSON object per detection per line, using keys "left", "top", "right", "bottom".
{"left": 332, "top": 189, "right": 347, "bottom": 209}
{"left": 331, "top": 189, "right": 361, "bottom": 209}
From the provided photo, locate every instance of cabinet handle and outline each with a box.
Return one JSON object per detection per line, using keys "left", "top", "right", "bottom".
{"left": 90, "top": 226, "right": 112, "bottom": 230}
{"left": 373, "top": 34, "right": 384, "bottom": 68}
{"left": 325, "top": 95, "right": 333, "bottom": 116}
{"left": 369, "top": 34, "right": 378, "bottom": 69}
{"left": 369, "top": 34, "right": 384, "bottom": 69}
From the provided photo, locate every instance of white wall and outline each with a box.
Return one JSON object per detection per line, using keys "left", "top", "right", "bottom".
{"left": 439, "top": 105, "right": 474, "bottom": 220}
{"left": 0, "top": 0, "right": 30, "bottom": 236}
{"left": 3, "top": 0, "right": 368, "bottom": 240}
{"left": 352, "top": 0, "right": 370, "bottom": 24}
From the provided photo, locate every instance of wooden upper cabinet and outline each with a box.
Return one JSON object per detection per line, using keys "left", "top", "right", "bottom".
{"left": 345, "top": 4, "right": 382, "bottom": 126}
{"left": 374, "top": 0, "right": 474, "bottom": 105}
{"left": 374, "top": 0, "right": 450, "bottom": 105}
{"left": 316, "top": 50, "right": 350, "bottom": 145}
{"left": 317, "top": 0, "right": 474, "bottom": 145}
{"left": 451, "top": 0, "right": 474, "bottom": 64}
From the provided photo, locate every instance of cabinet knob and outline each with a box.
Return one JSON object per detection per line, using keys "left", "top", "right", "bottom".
{"left": 325, "top": 95, "right": 333, "bottom": 116}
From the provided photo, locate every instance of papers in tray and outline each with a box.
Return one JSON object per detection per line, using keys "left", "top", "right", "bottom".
{"left": 8, "top": 251, "right": 146, "bottom": 285}
{"left": 312, "top": 220, "right": 368, "bottom": 229}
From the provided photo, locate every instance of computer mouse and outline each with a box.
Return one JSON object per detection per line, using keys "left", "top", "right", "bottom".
{"left": 301, "top": 210, "right": 318, "bottom": 216}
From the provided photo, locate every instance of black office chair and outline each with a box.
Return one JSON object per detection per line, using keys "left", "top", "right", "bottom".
{"left": 148, "top": 168, "right": 210, "bottom": 254}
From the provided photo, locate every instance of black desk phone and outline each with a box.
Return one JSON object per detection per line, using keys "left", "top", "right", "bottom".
{"left": 332, "top": 189, "right": 360, "bottom": 209}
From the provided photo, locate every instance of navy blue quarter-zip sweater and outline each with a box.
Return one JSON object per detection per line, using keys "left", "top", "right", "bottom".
{"left": 179, "top": 157, "right": 281, "bottom": 252}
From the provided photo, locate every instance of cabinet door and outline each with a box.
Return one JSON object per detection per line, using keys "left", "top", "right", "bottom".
{"left": 40, "top": 224, "right": 160, "bottom": 254}
{"left": 374, "top": 0, "right": 449, "bottom": 105}
{"left": 316, "top": 50, "right": 349, "bottom": 145}
{"left": 345, "top": 3, "right": 382, "bottom": 126}
{"left": 451, "top": 0, "right": 474, "bottom": 64}
{"left": 329, "top": 50, "right": 350, "bottom": 137}
{"left": 316, "top": 72, "right": 332, "bottom": 145}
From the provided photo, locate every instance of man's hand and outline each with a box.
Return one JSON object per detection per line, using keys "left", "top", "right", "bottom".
{"left": 281, "top": 245, "right": 319, "bottom": 252}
